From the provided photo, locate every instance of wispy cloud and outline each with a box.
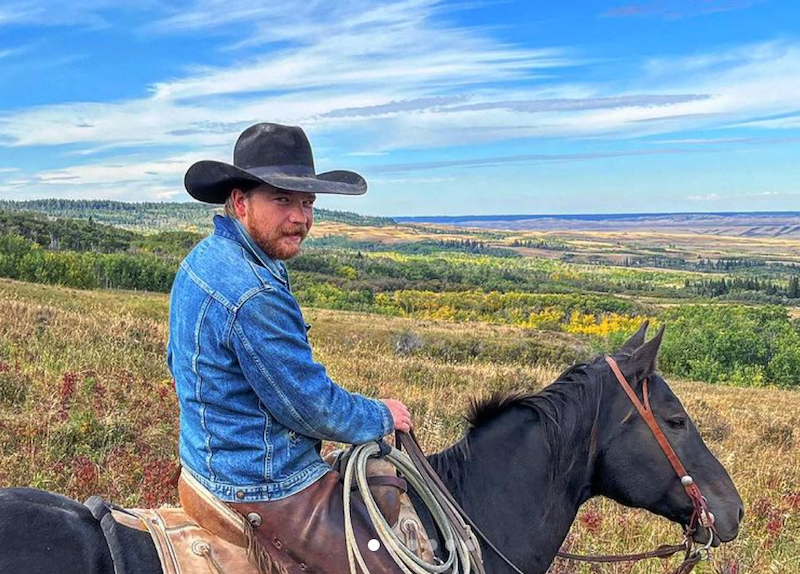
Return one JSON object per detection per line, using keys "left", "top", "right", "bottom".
{"left": 0, "top": 47, "right": 20, "bottom": 60}
{"left": 735, "top": 113, "right": 800, "bottom": 130}
{"left": 602, "top": 0, "right": 766, "bottom": 20}
{"left": 323, "top": 96, "right": 469, "bottom": 119}
{"left": 688, "top": 191, "right": 800, "bottom": 202}
{"left": 325, "top": 94, "right": 712, "bottom": 119}
{"left": 687, "top": 193, "right": 723, "bottom": 202}
{"left": 35, "top": 153, "right": 194, "bottom": 186}
{"left": 0, "top": 0, "right": 158, "bottom": 28}
{"left": 0, "top": 0, "right": 577, "bottom": 155}
{"left": 0, "top": 6, "right": 32, "bottom": 26}
{"left": 652, "top": 135, "right": 800, "bottom": 145}
{"left": 1, "top": 1, "right": 799, "bottom": 205}
{"left": 369, "top": 175, "right": 457, "bottom": 185}
{"left": 370, "top": 147, "right": 706, "bottom": 173}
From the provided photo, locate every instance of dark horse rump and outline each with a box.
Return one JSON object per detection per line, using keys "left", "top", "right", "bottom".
{"left": 0, "top": 488, "right": 161, "bottom": 574}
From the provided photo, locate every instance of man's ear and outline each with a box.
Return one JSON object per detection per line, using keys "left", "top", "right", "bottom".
{"left": 617, "top": 320, "right": 649, "bottom": 355}
{"left": 231, "top": 188, "right": 249, "bottom": 219}
{"left": 620, "top": 324, "right": 665, "bottom": 381}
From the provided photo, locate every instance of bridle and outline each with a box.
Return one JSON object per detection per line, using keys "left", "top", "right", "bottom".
{"left": 604, "top": 356, "right": 717, "bottom": 542}
{"left": 398, "top": 355, "right": 719, "bottom": 574}
{"left": 551, "top": 358, "right": 717, "bottom": 572}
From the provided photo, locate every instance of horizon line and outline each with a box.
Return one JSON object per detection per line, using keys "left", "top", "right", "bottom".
{"left": 394, "top": 210, "right": 800, "bottom": 221}
{"left": 2, "top": 199, "right": 799, "bottom": 220}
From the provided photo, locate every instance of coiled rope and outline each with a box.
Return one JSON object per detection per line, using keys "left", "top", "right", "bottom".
{"left": 342, "top": 442, "right": 474, "bottom": 574}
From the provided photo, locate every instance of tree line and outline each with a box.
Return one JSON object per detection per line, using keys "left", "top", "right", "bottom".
{"left": 0, "top": 199, "right": 396, "bottom": 230}
{"left": 685, "top": 276, "right": 800, "bottom": 300}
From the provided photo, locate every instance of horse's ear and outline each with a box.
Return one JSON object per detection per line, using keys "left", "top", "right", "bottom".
{"left": 617, "top": 320, "right": 649, "bottom": 354}
{"left": 621, "top": 324, "right": 665, "bottom": 380}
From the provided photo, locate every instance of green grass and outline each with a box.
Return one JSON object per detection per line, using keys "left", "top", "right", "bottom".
{"left": 0, "top": 278, "right": 798, "bottom": 572}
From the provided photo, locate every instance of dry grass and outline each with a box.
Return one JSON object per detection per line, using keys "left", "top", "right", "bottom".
{"left": 311, "top": 221, "right": 800, "bottom": 266}
{"left": 0, "top": 278, "right": 798, "bottom": 572}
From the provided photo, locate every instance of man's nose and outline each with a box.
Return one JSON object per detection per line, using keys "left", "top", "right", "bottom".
{"left": 288, "top": 203, "right": 308, "bottom": 224}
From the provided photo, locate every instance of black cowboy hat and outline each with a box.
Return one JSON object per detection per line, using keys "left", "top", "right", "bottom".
{"left": 184, "top": 122, "right": 367, "bottom": 203}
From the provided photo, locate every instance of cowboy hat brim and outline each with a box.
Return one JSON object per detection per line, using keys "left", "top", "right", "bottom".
{"left": 184, "top": 160, "right": 367, "bottom": 204}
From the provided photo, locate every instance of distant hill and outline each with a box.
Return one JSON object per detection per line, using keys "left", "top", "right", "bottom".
{"left": 0, "top": 199, "right": 396, "bottom": 231}
{"left": 397, "top": 211, "right": 800, "bottom": 238}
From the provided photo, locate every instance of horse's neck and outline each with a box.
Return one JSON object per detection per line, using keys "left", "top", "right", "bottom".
{"left": 428, "top": 388, "right": 599, "bottom": 574}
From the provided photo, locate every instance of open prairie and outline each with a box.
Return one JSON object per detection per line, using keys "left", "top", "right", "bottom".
{"left": 1, "top": 278, "right": 797, "bottom": 573}
{"left": 313, "top": 219, "right": 800, "bottom": 265}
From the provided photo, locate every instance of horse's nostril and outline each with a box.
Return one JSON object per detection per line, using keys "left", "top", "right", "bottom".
{"left": 738, "top": 506, "right": 745, "bottom": 523}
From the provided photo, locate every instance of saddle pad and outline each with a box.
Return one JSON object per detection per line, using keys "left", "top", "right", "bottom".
{"left": 113, "top": 507, "right": 281, "bottom": 574}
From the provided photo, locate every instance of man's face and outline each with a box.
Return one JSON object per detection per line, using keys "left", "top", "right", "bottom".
{"left": 237, "top": 185, "right": 315, "bottom": 261}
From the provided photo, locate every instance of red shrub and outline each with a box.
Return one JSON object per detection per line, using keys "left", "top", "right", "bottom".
{"left": 141, "top": 459, "right": 179, "bottom": 507}
{"left": 578, "top": 510, "right": 603, "bottom": 534}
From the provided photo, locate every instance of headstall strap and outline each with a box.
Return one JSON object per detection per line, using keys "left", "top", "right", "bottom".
{"left": 604, "top": 356, "right": 716, "bottom": 537}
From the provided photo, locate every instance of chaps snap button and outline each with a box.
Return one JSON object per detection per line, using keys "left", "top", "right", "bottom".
{"left": 246, "top": 512, "right": 262, "bottom": 527}
{"left": 235, "top": 490, "right": 246, "bottom": 500}
{"left": 273, "top": 538, "right": 283, "bottom": 549}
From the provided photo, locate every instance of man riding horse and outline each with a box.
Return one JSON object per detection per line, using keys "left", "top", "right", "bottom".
{"left": 170, "top": 123, "right": 412, "bottom": 574}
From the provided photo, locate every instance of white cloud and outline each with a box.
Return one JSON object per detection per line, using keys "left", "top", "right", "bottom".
{"left": 687, "top": 193, "right": 723, "bottom": 202}
{"left": 0, "top": 0, "right": 576, "bottom": 156}
{"left": 368, "top": 176, "right": 457, "bottom": 185}
{"left": 687, "top": 191, "right": 800, "bottom": 202}
{"left": 602, "top": 0, "right": 766, "bottom": 20}
{"left": 0, "top": 0, "right": 160, "bottom": 28}
{"left": 735, "top": 115, "right": 800, "bottom": 130}
{"left": 1, "top": 1, "right": 800, "bottom": 201}
{"left": 35, "top": 153, "right": 195, "bottom": 186}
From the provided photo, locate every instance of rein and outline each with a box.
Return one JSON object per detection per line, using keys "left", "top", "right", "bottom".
{"left": 399, "top": 355, "right": 717, "bottom": 574}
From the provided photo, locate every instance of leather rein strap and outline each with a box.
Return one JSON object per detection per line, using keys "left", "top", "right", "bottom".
{"left": 397, "top": 430, "right": 505, "bottom": 574}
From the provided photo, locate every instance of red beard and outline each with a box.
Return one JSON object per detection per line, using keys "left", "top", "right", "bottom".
{"left": 251, "top": 224, "right": 308, "bottom": 261}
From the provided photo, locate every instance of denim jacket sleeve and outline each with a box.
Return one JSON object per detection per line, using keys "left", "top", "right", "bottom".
{"left": 230, "top": 288, "right": 394, "bottom": 443}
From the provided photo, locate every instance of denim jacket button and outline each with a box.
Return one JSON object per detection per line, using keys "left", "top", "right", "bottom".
{"left": 235, "top": 490, "right": 246, "bottom": 500}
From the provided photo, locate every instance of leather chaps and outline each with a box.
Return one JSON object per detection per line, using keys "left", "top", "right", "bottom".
{"left": 227, "top": 471, "right": 408, "bottom": 574}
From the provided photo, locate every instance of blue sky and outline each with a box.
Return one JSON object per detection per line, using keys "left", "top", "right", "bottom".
{"left": 0, "top": 0, "right": 798, "bottom": 216}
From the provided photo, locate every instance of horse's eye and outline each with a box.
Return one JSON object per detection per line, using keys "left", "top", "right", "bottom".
{"left": 666, "top": 417, "right": 686, "bottom": 429}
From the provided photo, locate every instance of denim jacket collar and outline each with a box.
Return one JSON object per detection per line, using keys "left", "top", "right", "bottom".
{"left": 213, "top": 214, "right": 289, "bottom": 287}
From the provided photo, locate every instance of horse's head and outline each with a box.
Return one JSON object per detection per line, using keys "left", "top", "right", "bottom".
{"left": 594, "top": 322, "right": 743, "bottom": 546}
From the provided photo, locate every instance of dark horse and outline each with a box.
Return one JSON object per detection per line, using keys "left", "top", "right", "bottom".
{"left": 0, "top": 324, "right": 743, "bottom": 574}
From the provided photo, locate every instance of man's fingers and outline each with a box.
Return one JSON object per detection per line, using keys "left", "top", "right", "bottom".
{"left": 381, "top": 398, "right": 412, "bottom": 432}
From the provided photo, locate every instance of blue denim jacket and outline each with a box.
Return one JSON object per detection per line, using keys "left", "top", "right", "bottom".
{"left": 167, "top": 215, "right": 393, "bottom": 502}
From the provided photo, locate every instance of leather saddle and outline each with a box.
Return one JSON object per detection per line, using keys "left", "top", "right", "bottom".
{"left": 94, "top": 458, "right": 434, "bottom": 574}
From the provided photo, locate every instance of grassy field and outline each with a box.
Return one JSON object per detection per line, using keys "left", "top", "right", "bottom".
{"left": 312, "top": 220, "right": 800, "bottom": 266}
{"left": 0, "top": 278, "right": 798, "bottom": 573}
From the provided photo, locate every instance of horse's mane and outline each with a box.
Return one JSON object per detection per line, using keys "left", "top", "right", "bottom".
{"left": 436, "top": 359, "right": 607, "bottom": 490}
{"left": 466, "top": 362, "right": 600, "bottom": 429}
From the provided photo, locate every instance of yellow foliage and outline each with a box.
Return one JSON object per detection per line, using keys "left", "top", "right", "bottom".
{"left": 523, "top": 308, "right": 564, "bottom": 330}
{"left": 565, "top": 311, "right": 654, "bottom": 338}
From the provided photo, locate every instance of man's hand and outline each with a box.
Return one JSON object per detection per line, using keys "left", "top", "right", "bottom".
{"left": 381, "top": 399, "right": 412, "bottom": 433}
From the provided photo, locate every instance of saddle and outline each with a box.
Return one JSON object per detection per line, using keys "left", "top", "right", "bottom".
{"left": 94, "top": 459, "right": 434, "bottom": 574}
{"left": 108, "top": 472, "right": 286, "bottom": 574}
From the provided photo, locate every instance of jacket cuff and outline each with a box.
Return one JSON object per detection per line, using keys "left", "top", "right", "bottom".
{"left": 376, "top": 399, "right": 394, "bottom": 436}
